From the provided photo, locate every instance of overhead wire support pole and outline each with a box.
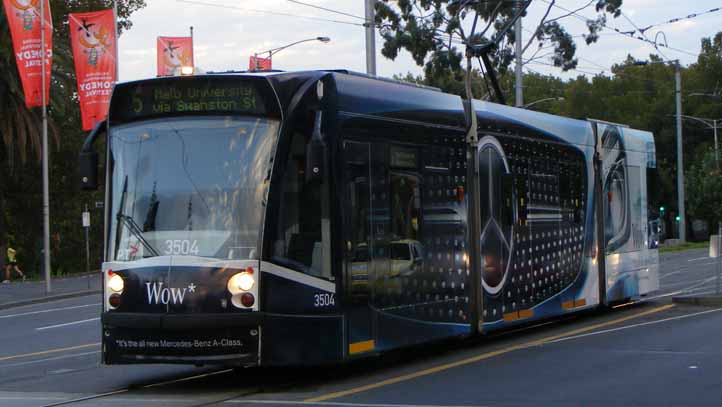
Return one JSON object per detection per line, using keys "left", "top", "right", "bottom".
{"left": 514, "top": 0, "right": 523, "bottom": 107}
{"left": 674, "top": 60, "right": 686, "bottom": 242}
{"left": 40, "top": 0, "right": 51, "bottom": 293}
{"left": 364, "top": 0, "right": 376, "bottom": 76}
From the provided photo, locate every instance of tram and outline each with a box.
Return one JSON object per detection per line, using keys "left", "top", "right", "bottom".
{"left": 79, "top": 70, "right": 659, "bottom": 366}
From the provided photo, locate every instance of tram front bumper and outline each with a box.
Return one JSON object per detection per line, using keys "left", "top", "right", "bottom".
{"left": 101, "top": 312, "right": 263, "bottom": 366}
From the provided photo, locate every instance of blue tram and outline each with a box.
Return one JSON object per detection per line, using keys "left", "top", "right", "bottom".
{"left": 79, "top": 70, "right": 659, "bottom": 366}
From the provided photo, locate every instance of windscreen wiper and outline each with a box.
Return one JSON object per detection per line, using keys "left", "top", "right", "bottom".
{"left": 117, "top": 213, "right": 161, "bottom": 257}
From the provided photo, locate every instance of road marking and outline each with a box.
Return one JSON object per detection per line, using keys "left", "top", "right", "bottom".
{"left": 0, "top": 396, "right": 67, "bottom": 401}
{"left": 647, "top": 277, "right": 718, "bottom": 300}
{"left": 228, "top": 401, "right": 486, "bottom": 407}
{"left": 0, "top": 351, "right": 100, "bottom": 369}
{"left": 304, "top": 304, "right": 674, "bottom": 403}
{"left": 688, "top": 256, "right": 711, "bottom": 262}
{"left": 660, "top": 269, "right": 687, "bottom": 279}
{"left": 546, "top": 306, "right": 722, "bottom": 344}
{"left": 0, "top": 343, "right": 100, "bottom": 362}
{"left": 0, "top": 303, "right": 100, "bottom": 319}
{"left": 661, "top": 276, "right": 716, "bottom": 289}
{"left": 36, "top": 317, "right": 100, "bottom": 331}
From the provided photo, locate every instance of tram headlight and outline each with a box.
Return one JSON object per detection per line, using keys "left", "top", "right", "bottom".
{"left": 108, "top": 273, "right": 124, "bottom": 293}
{"left": 228, "top": 271, "right": 254, "bottom": 294}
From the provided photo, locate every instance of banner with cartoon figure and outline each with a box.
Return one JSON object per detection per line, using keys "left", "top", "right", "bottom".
{"left": 157, "top": 36, "right": 193, "bottom": 76}
{"left": 69, "top": 9, "right": 116, "bottom": 130}
{"left": 2, "top": 0, "right": 52, "bottom": 108}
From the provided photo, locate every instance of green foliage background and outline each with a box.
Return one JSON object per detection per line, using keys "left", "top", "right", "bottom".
{"left": 0, "top": 0, "right": 145, "bottom": 277}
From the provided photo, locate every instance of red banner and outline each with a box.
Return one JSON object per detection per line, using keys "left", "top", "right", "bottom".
{"left": 3, "top": 0, "right": 52, "bottom": 108}
{"left": 249, "top": 55, "right": 272, "bottom": 71}
{"left": 157, "top": 36, "right": 193, "bottom": 76}
{"left": 69, "top": 9, "right": 116, "bottom": 131}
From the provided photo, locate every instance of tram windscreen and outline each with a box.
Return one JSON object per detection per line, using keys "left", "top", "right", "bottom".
{"left": 109, "top": 116, "right": 279, "bottom": 261}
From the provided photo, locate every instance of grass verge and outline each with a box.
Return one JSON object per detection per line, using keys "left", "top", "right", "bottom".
{"left": 660, "top": 241, "right": 710, "bottom": 253}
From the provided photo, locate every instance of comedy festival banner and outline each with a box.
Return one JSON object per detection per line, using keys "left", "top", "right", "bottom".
{"left": 69, "top": 9, "right": 116, "bottom": 130}
{"left": 3, "top": 0, "right": 53, "bottom": 108}
{"left": 157, "top": 36, "right": 193, "bottom": 76}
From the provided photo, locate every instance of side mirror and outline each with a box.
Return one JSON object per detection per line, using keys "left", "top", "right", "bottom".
{"left": 305, "top": 110, "right": 326, "bottom": 184}
{"left": 79, "top": 120, "right": 106, "bottom": 191}
{"left": 79, "top": 151, "right": 99, "bottom": 190}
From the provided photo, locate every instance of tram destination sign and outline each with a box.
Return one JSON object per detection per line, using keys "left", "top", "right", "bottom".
{"left": 110, "top": 76, "right": 276, "bottom": 123}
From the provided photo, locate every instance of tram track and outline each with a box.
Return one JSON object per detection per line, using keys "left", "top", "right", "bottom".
{"left": 36, "top": 365, "right": 316, "bottom": 407}
{"left": 38, "top": 368, "right": 234, "bottom": 407}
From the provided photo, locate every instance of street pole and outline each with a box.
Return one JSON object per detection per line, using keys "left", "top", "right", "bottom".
{"left": 40, "top": 0, "right": 51, "bottom": 293}
{"left": 83, "top": 204, "right": 90, "bottom": 289}
{"left": 714, "top": 120, "right": 719, "bottom": 171}
{"left": 674, "top": 61, "right": 686, "bottom": 242}
{"left": 84, "top": 205, "right": 90, "bottom": 275}
{"left": 113, "top": 1, "right": 119, "bottom": 77}
{"left": 712, "top": 120, "right": 720, "bottom": 260}
{"left": 514, "top": 0, "right": 523, "bottom": 107}
{"left": 190, "top": 26, "right": 194, "bottom": 68}
{"left": 364, "top": 0, "right": 376, "bottom": 76}
{"left": 717, "top": 222, "right": 721, "bottom": 295}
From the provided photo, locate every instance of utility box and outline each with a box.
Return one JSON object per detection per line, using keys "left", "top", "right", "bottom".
{"left": 711, "top": 235, "right": 721, "bottom": 258}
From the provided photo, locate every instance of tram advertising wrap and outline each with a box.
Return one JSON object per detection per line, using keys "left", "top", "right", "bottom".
{"left": 84, "top": 70, "right": 658, "bottom": 367}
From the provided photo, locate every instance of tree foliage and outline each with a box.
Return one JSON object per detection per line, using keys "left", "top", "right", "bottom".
{"left": 0, "top": 0, "right": 145, "bottom": 166}
{"left": 0, "top": 0, "right": 145, "bottom": 273}
{"left": 375, "top": 0, "right": 625, "bottom": 84}
{"left": 687, "top": 150, "right": 722, "bottom": 226}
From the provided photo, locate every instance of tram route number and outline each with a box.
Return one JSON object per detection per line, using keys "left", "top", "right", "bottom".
{"left": 164, "top": 239, "right": 200, "bottom": 255}
{"left": 314, "top": 293, "right": 335, "bottom": 307}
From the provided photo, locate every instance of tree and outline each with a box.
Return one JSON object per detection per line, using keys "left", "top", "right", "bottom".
{"left": 0, "top": 0, "right": 146, "bottom": 274}
{"left": 375, "top": 0, "right": 625, "bottom": 93}
{"left": 687, "top": 150, "right": 722, "bottom": 230}
{"left": 0, "top": 1, "right": 145, "bottom": 167}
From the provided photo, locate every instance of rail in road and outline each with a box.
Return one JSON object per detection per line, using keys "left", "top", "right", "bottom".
{"left": 1, "top": 248, "right": 721, "bottom": 406}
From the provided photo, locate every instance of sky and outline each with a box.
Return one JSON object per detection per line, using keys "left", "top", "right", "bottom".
{"left": 117, "top": 0, "right": 722, "bottom": 83}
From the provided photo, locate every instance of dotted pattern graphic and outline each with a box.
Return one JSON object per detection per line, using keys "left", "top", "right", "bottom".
{"left": 366, "top": 133, "right": 586, "bottom": 325}
{"left": 372, "top": 135, "right": 470, "bottom": 324}
{"left": 483, "top": 136, "right": 587, "bottom": 321}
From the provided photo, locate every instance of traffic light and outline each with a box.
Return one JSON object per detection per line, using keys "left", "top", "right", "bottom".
{"left": 675, "top": 215, "right": 681, "bottom": 222}
{"left": 659, "top": 206, "right": 665, "bottom": 213}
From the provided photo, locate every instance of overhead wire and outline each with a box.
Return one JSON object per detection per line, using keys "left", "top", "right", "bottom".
{"left": 285, "top": 0, "right": 367, "bottom": 21}
{"left": 176, "top": 0, "right": 365, "bottom": 27}
{"left": 537, "top": 0, "right": 699, "bottom": 58}
{"left": 619, "top": 10, "right": 670, "bottom": 61}
{"left": 639, "top": 6, "right": 722, "bottom": 34}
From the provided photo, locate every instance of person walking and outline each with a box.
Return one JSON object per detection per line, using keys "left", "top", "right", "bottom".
{"left": 4, "top": 245, "right": 26, "bottom": 283}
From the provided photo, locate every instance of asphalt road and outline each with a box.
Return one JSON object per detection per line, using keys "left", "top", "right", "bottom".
{"left": 0, "top": 248, "right": 720, "bottom": 407}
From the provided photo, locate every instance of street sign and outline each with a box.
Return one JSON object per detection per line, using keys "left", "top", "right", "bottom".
{"left": 82, "top": 211, "right": 90, "bottom": 228}
{"left": 95, "top": 201, "right": 104, "bottom": 209}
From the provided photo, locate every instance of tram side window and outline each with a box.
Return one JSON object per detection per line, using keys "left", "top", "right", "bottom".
{"left": 272, "top": 121, "right": 330, "bottom": 279}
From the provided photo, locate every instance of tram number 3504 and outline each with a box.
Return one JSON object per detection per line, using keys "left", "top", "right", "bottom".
{"left": 164, "top": 239, "right": 200, "bottom": 255}
{"left": 314, "top": 293, "right": 335, "bottom": 307}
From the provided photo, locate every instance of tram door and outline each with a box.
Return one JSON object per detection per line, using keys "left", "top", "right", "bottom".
{"left": 343, "top": 141, "right": 376, "bottom": 356}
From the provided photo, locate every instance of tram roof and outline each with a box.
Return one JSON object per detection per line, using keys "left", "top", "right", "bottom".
{"left": 118, "top": 70, "right": 636, "bottom": 148}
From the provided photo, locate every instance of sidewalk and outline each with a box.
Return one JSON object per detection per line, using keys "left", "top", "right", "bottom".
{"left": 0, "top": 273, "right": 101, "bottom": 310}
